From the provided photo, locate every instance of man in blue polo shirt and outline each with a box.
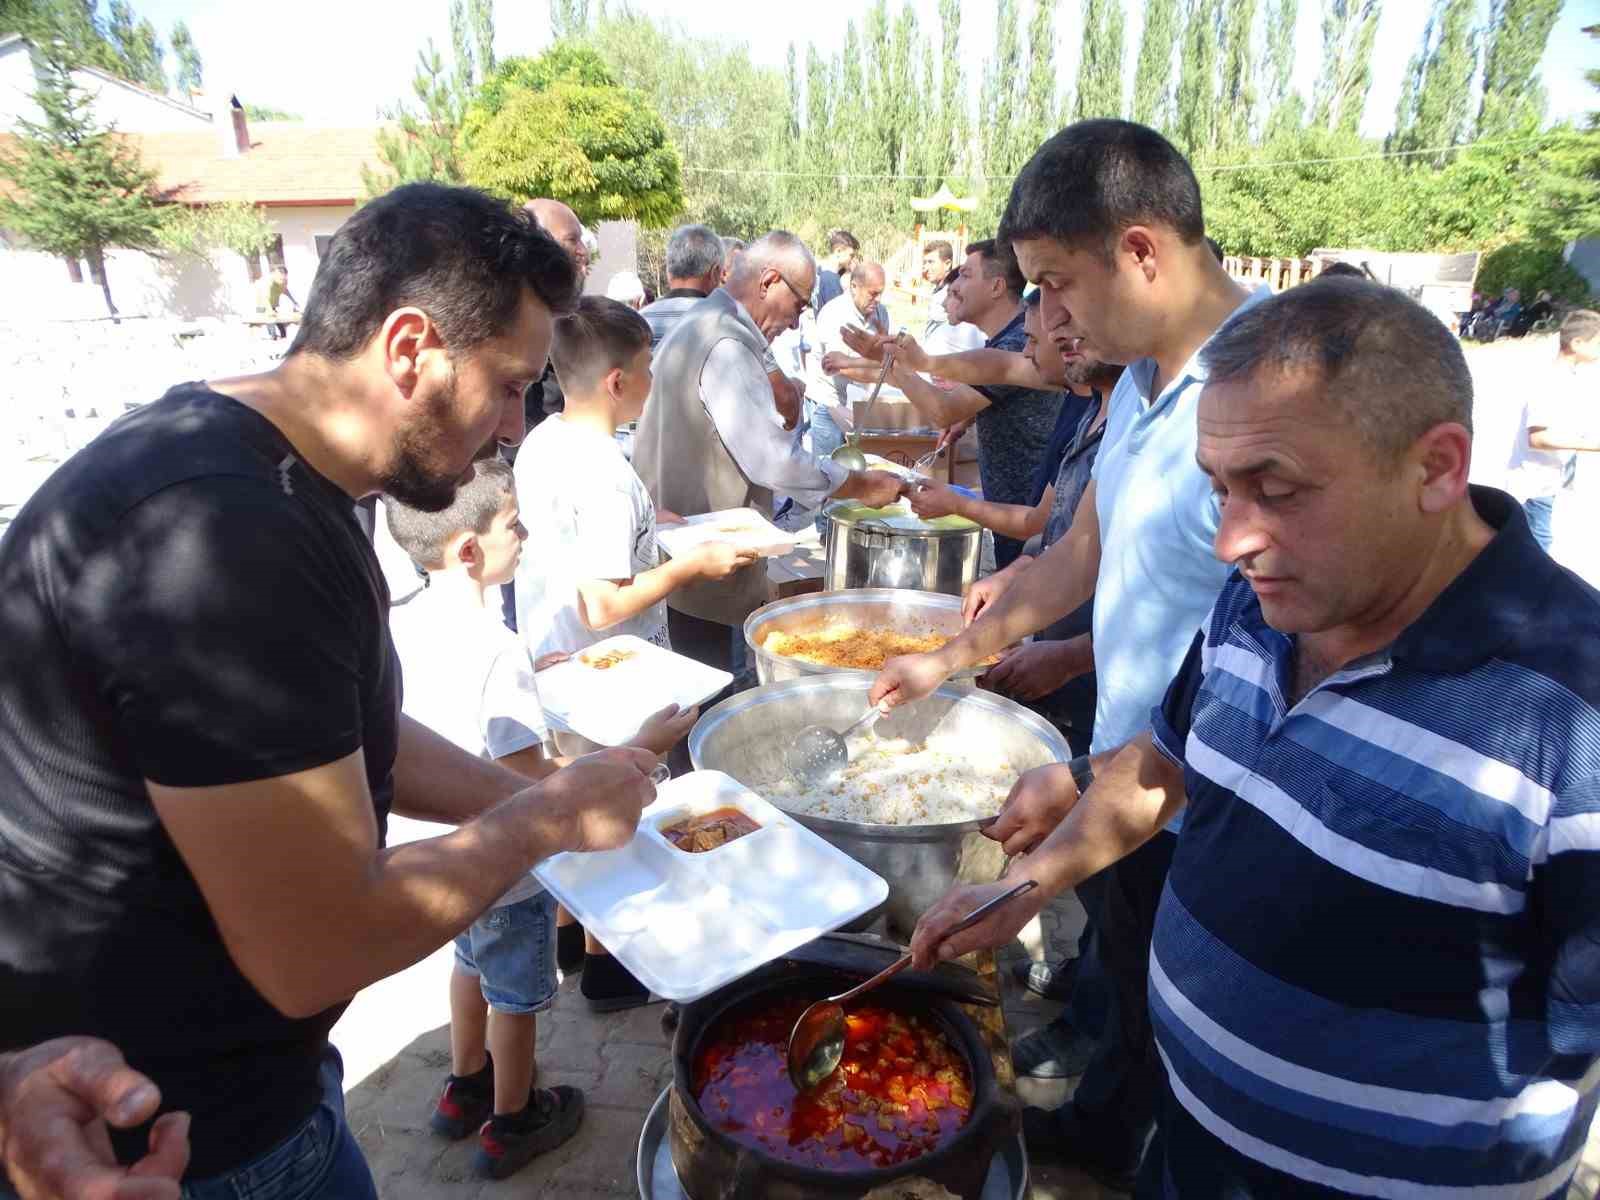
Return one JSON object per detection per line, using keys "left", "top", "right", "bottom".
{"left": 908, "top": 277, "right": 1600, "bottom": 1198}
{"left": 872, "top": 119, "right": 1265, "bottom": 1186}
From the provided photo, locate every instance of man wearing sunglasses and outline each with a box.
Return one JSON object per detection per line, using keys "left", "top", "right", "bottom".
{"left": 633, "top": 231, "right": 905, "bottom": 676}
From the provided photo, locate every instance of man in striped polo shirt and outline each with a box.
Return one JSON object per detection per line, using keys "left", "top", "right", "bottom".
{"left": 911, "top": 278, "right": 1600, "bottom": 1197}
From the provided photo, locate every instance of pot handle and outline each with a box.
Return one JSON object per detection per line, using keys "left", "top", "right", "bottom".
{"left": 723, "top": 1146, "right": 764, "bottom": 1200}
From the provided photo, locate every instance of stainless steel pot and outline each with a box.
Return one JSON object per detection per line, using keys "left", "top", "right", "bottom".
{"left": 822, "top": 501, "right": 981, "bottom": 597}
{"left": 688, "top": 676, "right": 1070, "bottom": 937}
{"left": 744, "top": 588, "right": 1012, "bottom": 686}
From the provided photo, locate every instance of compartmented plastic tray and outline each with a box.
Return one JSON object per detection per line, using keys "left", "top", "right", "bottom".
{"left": 534, "top": 635, "right": 732, "bottom": 747}
{"left": 533, "top": 771, "right": 889, "bottom": 1002}
{"left": 655, "top": 507, "right": 796, "bottom": 559}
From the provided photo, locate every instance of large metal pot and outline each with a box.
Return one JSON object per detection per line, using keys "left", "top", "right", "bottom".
{"left": 744, "top": 588, "right": 1004, "bottom": 686}
{"left": 669, "top": 954, "right": 1019, "bottom": 1200}
{"left": 823, "top": 500, "right": 981, "bottom": 596}
{"left": 688, "top": 677, "right": 1070, "bottom": 938}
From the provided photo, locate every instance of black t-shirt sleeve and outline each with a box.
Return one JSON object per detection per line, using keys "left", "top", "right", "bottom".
{"left": 1150, "top": 629, "right": 1206, "bottom": 767}
{"left": 67, "top": 476, "right": 366, "bottom": 788}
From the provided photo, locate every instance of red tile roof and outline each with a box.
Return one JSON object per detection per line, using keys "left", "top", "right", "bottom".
{"left": 136, "top": 122, "right": 390, "bottom": 207}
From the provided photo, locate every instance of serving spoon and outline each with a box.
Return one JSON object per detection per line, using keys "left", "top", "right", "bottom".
{"left": 829, "top": 347, "right": 897, "bottom": 472}
{"left": 781, "top": 704, "right": 885, "bottom": 787}
{"left": 785, "top": 879, "right": 1039, "bottom": 1091}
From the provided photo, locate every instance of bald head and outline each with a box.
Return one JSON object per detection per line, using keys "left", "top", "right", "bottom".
{"left": 723, "top": 230, "right": 816, "bottom": 342}
{"left": 847, "top": 261, "right": 887, "bottom": 320}
{"left": 523, "top": 199, "right": 587, "bottom": 278}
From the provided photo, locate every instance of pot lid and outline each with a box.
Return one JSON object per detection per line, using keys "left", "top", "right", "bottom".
{"left": 783, "top": 931, "right": 1000, "bottom": 1008}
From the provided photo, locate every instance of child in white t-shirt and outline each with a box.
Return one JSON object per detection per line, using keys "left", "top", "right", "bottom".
{"left": 385, "top": 459, "right": 691, "bottom": 1180}
{"left": 512, "top": 297, "right": 755, "bottom": 1009}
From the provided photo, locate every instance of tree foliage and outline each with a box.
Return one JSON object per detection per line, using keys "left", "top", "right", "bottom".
{"left": 169, "top": 18, "right": 200, "bottom": 95}
{"left": 157, "top": 200, "right": 275, "bottom": 259}
{"left": 1076, "top": 0, "right": 1127, "bottom": 120}
{"left": 3, "top": 0, "right": 174, "bottom": 94}
{"left": 1390, "top": 0, "right": 1477, "bottom": 164}
{"left": 1132, "top": 0, "right": 1182, "bottom": 128}
{"left": 1175, "top": 0, "right": 1219, "bottom": 154}
{"left": 1217, "top": 0, "right": 1258, "bottom": 146}
{"left": 1477, "top": 0, "right": 1562, "bottom": 139}
{"left": 461, "top": 46, "right": 683, "bottom": 226}
{"left": 1311, "top": 0, "right": 1382, "bottom": 136}
{"left": 0, "top": 33, "right": 168, "bottom": 315}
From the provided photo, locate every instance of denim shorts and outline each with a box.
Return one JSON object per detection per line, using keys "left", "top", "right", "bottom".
{"left": 453, "top": 889, "right": 559, "bottom": 1015}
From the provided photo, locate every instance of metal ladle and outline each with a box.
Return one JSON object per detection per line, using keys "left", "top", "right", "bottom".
{"left": 781, "top": 704, "right": 885, "bottom": 787}
{"left": 785, "top": 879, "right": 1040, "bottom": 1091}
{"left": 829, "top": 345, "right": 896, "bottom": 473}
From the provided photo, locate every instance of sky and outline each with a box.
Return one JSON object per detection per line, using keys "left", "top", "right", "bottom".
{"left": 132, "top": 0, "right": 1599, "bottom": 143}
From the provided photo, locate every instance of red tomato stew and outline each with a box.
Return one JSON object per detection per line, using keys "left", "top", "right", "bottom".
{"left": 663, "top": 807, "right": 761, "bottom": 853}
{"left": 692, "top": 998, "right": 973, "bottom": 1170}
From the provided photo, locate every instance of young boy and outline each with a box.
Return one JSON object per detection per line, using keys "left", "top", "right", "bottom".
{"left": 385, "top": 459, "right": 691, "bottom": 1180}
{"left": 513, "top": 296, "right": 755, "bottom": 1009}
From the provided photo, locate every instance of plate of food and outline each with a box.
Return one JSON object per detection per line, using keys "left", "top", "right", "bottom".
{"left": 535, "top": 635, "right": 733, "bottom": 746}
{"left": 533, "top": 771, "right": 888, "bottom": 1002}
{"left": 656, "top": 508, "right": 796, "bottom": 559}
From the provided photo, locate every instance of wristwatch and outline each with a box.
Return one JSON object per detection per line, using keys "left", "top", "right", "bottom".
{"left": 1068, "top": 754, "right": 1095, "bottom": 796}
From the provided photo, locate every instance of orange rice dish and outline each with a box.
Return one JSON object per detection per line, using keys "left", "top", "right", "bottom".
{"left": 762, "top": 625, "right": 999, "bottom": 671}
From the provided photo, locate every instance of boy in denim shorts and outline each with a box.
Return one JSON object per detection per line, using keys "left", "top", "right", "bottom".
{"left": 385, "top": 460, "right": 690, "bottom": 1179}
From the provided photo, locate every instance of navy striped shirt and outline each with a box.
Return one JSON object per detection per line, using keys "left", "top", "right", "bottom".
{"left": 1148, "top": 488, "right": 1600, "bottom": 1198}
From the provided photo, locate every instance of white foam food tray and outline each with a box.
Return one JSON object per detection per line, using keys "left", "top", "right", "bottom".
{"left": 656, "top": 507, "right": 795, "bottom": 559}
{"left": 533, "top": 771, "right": 889, "bottom": 1003}
{"left": 535, "top": 635, "right": 732, "bottom": 747}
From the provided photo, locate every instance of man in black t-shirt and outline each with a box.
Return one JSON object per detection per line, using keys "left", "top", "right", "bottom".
{"left": 0, "top": 184, "right": 663, "bottom": 1196}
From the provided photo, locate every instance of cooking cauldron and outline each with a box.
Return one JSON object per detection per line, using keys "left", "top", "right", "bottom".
{"left": 668, "top": 952, "right": 1020, "bottom": 1200}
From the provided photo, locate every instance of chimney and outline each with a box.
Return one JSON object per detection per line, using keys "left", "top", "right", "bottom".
{"left": 216, "top": 93, "right": 248, "bottom": 158}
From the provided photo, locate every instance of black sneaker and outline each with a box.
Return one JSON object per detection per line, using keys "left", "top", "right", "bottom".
{"left": 1021, "top": 1103, "right": 1139, "bottom": 1193}
{"left": 580, "top": 952, "right": 651, "bottom": 1013}
{"left": 428, "top": 1058, "right": 493, "bottom": 1140}
{"left": 556, "top": 921, "right": 585, "bottom": 975}
{"left": 1009, "top": 956, "right": 1079, "bottom": 1001}
{"left": 1011, "top": 1017, "right": 1097, "bottom": 1079}
{"left": 473, "top": 1087, "right": 586, "bottom": 1180}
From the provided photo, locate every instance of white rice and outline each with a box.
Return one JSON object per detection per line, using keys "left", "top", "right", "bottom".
{"left": 756, "top": 732, "right": 1015, "bottom": 825}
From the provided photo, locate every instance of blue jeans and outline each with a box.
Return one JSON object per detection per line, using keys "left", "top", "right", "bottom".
{"left": 1524, "top": 495, "right": 1555, "bottom": 553}
{"left": 807, "top": 401, "right": 847, "bottom": 537}
{"left": 181, "top": 1047, "right": 376, "bottom": 1200}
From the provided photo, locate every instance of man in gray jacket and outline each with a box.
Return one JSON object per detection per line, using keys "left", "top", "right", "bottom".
{"left": 634, "top": 232, "right": 904, "bottom": 672}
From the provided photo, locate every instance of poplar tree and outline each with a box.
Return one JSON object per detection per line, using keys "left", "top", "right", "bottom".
{"left": 1132, "top": 0, "right": 1181, "bottom": 128}
{"left": 1260, "top": 0, "right": 1299, "bottom": 137}
{"left": 1217, "top": 0, "right": 1258, "bottom": 145}
{"left": 170, "top": 18, "right": 200, "bottom": 95}
{"left": 1311, "top": 0, "right": 1382, "bottom": 136}
{"left": 1075, "top": 0, "right": 1126, "bottom": 120}
{"left": 1477, "top": 0, "right": 1563, "bottom": 138}
{"left": 1390, "top": 0, "right": 1477, "bottom": 162}
{"left": 1174, "top": 0, "right": 1218, "bottom": 154}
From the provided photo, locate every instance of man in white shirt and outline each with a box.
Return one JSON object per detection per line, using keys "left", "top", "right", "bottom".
{"left": 803, "top": 261, "right": 893, "bottom": 466}
{"left": 1506, "top": 309, "right": 1600, "bottom": 551}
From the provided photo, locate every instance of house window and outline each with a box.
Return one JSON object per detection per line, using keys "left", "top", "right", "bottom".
{"left": 314, "top": 235, "right": 333, "bottom": 259}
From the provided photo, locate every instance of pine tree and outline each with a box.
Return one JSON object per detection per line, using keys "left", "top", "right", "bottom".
{"left": 469, "top": 0, "right": 495, "bottom": 82}
{"left": 1311, "top": 0, "right": 1382, "bottom": 136}
{"left": 1217, "top": 0, "right": 1258, "bottom": 145}
{"left": 0, "top": 33, "right": 167, "bottom": 317}
{"left": 364, "top": 42, "right": 465, "bottom": 192}
{"left": 1076, "top": 0, "right": 1126, "bottom": 120}
{"left": 170, "top": 18, "right": 201, "bottom": 96}
{"left": 1260, "top": 0, "right": 1298, "bottom": 137}
{"left": 1477, "top": 0, "right": 1562, "bottom": 138}
{"left": 1132, "top": 0, "right": 1181, "bottom": 128}
{"left": 1174, "top": 0, "right": 1218, "bottom": 154}
{"left": 1390, "top": 0, "right": 1477, "bottom": 162}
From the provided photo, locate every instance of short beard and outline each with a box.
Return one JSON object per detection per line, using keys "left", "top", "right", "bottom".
{"left": 379, "top": 369, "right": 463, "bottom": 513}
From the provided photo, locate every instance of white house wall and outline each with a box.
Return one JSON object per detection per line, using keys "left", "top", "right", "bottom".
{"left": 0, "top": 204, "right": 354, "bottom": 323}
{"left": 1, "top": 40, "right": 211, "bottom": 134}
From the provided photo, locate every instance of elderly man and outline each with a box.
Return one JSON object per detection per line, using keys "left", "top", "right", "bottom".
{"left": 802, "top": 260, "right": 892, "bottom": 474}
{"left": 910, "top": 277, "right": 1600, "bottom": 1199}
{"left": 633, "top": 232, "right": 904, "bottom": 672}
{"left": 0, "top": 184, "right": 661, "bottom": 1194}
{"left": 518, "top": 198, "right": 589, "bottom": 438}
{"left": 641, "top": 224, "right": 725, "bottom": 347}
{"left": 869, "top": 120, "right": 1265, "bottom": 1186}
